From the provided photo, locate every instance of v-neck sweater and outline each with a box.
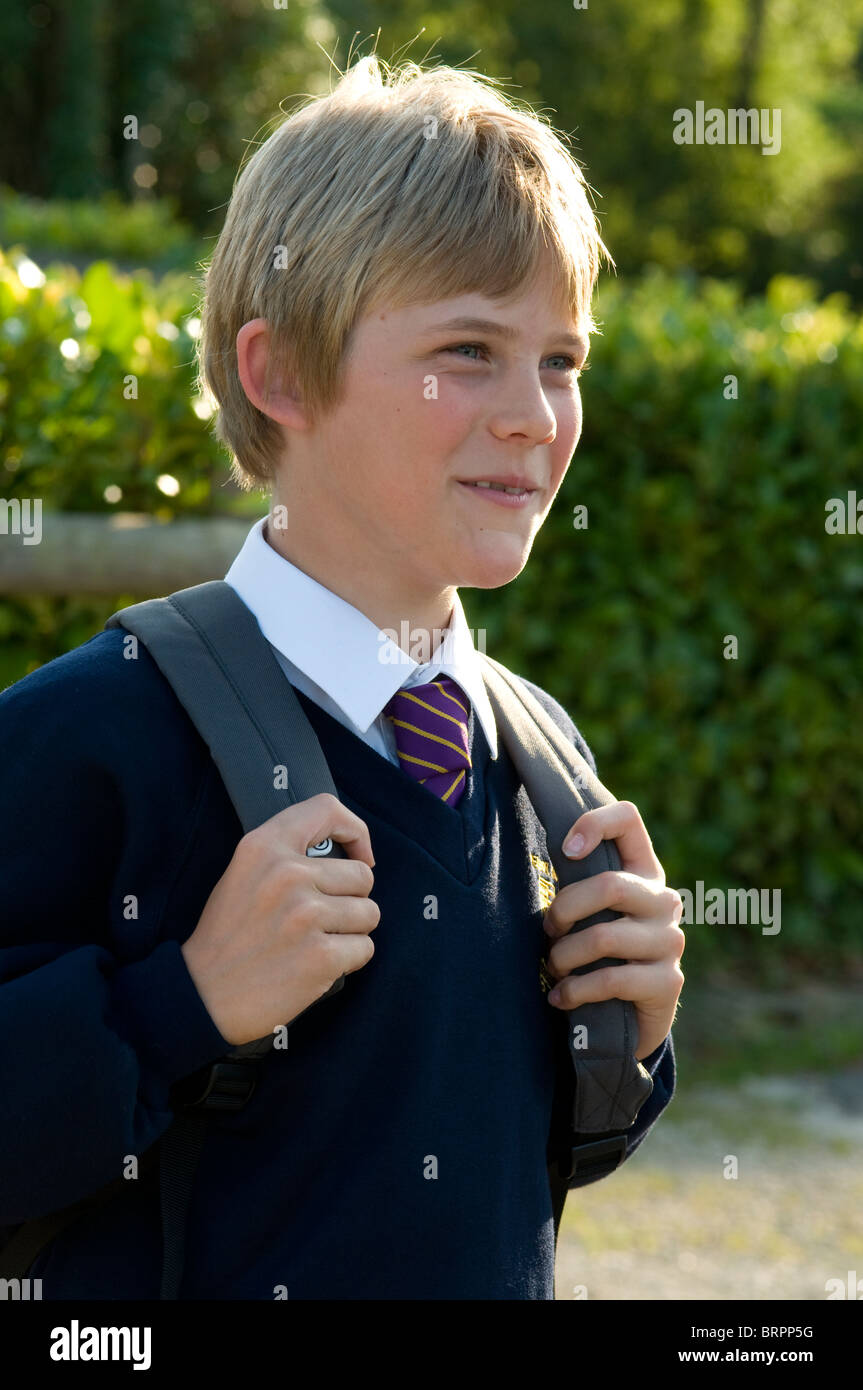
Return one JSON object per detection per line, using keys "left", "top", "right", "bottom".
{"left": 0, "top": 629, "right": 675, "bottom": 1299}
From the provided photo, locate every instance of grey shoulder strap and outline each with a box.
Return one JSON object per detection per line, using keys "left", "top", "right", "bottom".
{"left": 480, "top": 653, "right": 653, "bottom": 1135}
{"left": 105, "top": 579, "right": 347, "bottom": 1051}
{"left": 106, "top": 580, "right": 343, "bottom": 832}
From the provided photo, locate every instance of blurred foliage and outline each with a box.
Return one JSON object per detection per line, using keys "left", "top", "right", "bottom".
{"left": 0, "top": 249, "right": 859, "bottom": 975}
{"left": 0, "top": 0, "right": 335, "bottom": 230}
{"left": 1, "top": 1, "right": 862, "bottom": 299}
{"left": 0, "top": 186, "right": 200, "bottom": 272}
{"left": 338, "top": 0, "right": 863, "bottom": 298}
{"left": 0, "top": 248, "right": 223, "bottom": 512}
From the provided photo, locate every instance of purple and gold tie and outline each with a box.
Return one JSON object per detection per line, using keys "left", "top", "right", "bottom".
{"left": 383, "top": 677, "right": 472, "bottom": 807}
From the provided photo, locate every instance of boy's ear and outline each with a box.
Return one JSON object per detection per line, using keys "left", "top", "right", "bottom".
{"left": 236, "top": 318, "right": 310, "bottom": 430}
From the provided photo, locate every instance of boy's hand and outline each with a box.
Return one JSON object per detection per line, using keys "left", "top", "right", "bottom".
{"left": 181, "top": 793, "right": 379, "bottom": 1046}
{"left": 542, "top": 801, "right": 684, "bottom": 1060}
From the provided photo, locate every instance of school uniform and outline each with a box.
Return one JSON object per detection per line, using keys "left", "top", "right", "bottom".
{"left": 0, "top": 515, "right": 674, "bottom": 1299}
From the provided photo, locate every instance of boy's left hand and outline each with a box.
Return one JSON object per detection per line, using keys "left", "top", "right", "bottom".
{"left": 543, "top": 801, "right": 685, "bottom": 1061}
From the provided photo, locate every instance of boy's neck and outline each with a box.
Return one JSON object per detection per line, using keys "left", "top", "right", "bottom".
{"left": 262, "top": 515, "right": 458, "bottom": 656}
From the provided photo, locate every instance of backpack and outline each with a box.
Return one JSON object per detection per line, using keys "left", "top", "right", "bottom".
{"left": 1, "top": 580, "right": 654, "bottom": 1296}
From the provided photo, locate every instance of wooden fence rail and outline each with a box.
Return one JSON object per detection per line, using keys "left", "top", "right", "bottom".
{"left": 0, "top": 512, "right": 253, "bottom": 595}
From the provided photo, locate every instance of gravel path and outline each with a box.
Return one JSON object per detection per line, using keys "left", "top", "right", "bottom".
{"left": 554, "top": 1065, "right": 863, "bottom": 1300}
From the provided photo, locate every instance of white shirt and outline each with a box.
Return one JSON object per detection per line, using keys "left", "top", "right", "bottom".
{"left": 224, "top": 515, "right": 498, "bottom": 767}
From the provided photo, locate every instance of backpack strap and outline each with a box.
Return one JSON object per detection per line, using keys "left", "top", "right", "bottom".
{"left": 105, "top": 579, "right": 351, "bottom": 1051}
{"left": 105, "top": 581, "right": 343, "bottom": 832}
{"left": 479, "top": 654, "right": 654, "bottom": 1182}
{"left": 0, "top": 1163, "right": 154, "bottom": 1283}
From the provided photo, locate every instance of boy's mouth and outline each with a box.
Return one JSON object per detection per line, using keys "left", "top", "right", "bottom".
{"left": 456, "top": 475, "right": 540, "bottom": 508}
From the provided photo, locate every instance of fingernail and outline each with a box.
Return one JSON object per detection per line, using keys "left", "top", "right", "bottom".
{"left": 548, "top": 987, "right": 562, "bottom": 1005}
{"left": 563, "top": 832, "right": 585, "bottom": 857}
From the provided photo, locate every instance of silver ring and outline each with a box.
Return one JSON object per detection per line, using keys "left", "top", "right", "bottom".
{"left": 306, "top": 838, "right": 333, "bottom": 857}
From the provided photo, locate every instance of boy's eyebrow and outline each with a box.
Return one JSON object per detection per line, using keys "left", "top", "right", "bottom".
{"left": 420, "top": 316, "right": 589, "bottom": 352}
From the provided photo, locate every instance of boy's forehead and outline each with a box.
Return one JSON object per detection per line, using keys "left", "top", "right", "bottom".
{"left": 364, "top": 288, "right": 590, "bottom": 345}
{"left": 420, "top": 312, "right": 589, "bottom": 351}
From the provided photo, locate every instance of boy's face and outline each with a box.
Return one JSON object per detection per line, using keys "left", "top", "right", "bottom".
{"left": 271, "top": 254, "right": 589, "bottom": 602}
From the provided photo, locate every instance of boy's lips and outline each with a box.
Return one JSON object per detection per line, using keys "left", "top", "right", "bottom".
{"left": 456, "top": 474, "right": 540, "bottom": 509}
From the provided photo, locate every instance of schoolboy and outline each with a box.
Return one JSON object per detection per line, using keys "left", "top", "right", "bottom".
{"left": 0, "top": 55, "right": 683, "bottom": 1299}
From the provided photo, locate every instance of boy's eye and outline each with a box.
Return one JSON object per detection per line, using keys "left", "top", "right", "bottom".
{"left": 440, "top": 342, "right": 487, "bottom": 362}
{"left": 440, "top": 343, "right": 583, "bottom": 373}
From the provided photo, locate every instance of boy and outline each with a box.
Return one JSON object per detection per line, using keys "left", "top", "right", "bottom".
{"left": 0, "top": 54, "right": 683, "bottom": 1300}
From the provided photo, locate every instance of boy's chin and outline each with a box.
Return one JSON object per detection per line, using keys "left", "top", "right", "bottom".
{"left": 453, "top": 540, "right": 533, "bottom": 590}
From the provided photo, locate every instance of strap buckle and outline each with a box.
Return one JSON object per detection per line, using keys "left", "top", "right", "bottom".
{"left": 560, "top": 1133, "right": 628, "bottom": 1185}
{"left": 173, "top": 1059, "right": 260, "bottom": 1112}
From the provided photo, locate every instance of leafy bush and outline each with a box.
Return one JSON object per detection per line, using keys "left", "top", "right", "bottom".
{"left": 0, "top": 246, "right": 258, "bottom": 688}
{"left": 0, "top": 186, "right": 200, "bottom": 271}
{"left": 0, "top": 247, "right": 223, "bottom": 512}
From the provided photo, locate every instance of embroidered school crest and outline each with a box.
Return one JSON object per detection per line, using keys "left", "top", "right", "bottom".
{"left": 531, "top": 852, "right": 560, "bottom": 995}
{"left": 530, "top": 852, "right": 558, "bottom": 911}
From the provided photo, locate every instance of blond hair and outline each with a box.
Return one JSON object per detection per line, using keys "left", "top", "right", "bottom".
{"left": 197, "top": 53, "right": 611, "bottom": 490}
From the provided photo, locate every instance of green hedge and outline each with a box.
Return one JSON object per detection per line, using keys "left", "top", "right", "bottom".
{"left": 0, "top": 186, "right": 200, "bottom": 271}
{"left": 0, "top": 245, "right": 255, "bottom": 683}
{"left": 0, "top": 249, "right": 221, "bottom": 511}
{"left": 0, "top": 250, "right": 859, "bottom": 973}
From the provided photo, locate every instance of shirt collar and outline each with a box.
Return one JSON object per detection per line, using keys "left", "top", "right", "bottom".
{"left": 224, "top": 515, "right": 498, "bottom": 756}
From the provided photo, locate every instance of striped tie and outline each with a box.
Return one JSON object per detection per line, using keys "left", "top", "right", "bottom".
{"left": 383, "top": 677, "right": 472, "bottom": 807}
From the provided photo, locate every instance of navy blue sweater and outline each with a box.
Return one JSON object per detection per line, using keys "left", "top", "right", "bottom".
{"left": 0, "top": 629, "right": 674, "bottom": 1299}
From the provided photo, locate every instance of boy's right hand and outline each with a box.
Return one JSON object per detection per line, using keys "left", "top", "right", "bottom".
{"left": 181, "top": 793, "right": 379, "bottom": 1046}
